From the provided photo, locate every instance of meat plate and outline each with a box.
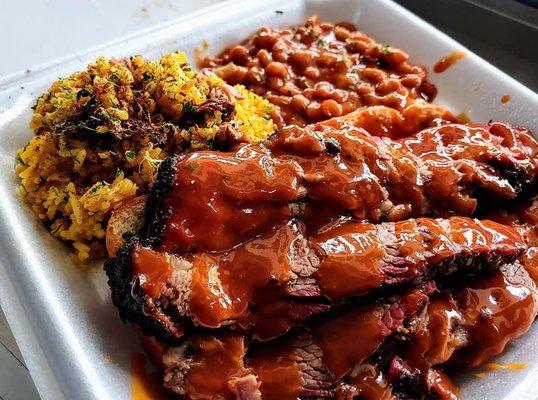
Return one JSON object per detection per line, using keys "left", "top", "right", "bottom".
{"left": 0, "top": 0, "right": 536, "bottom": 399}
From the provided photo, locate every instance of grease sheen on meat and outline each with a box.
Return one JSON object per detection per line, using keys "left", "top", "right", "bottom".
{"left": 144, "top": 119, "right": 537, "bottom": 254}
{"left": 155, "top": 262, "right": 537, "bottom": 400}
{"left": 109, "top": 216, "right": 526, "bottom": 343}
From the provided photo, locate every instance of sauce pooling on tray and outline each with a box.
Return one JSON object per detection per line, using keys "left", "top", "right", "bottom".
{"left": 202, "top": 16, "right": 437, "bottom": 125}
{"left": 433, "top": 50, "right": 466, "bottom": 73}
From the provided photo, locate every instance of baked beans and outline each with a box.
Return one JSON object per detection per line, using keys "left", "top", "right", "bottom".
{"left": 202, "top": 16, "right": 436, "bottom": 126}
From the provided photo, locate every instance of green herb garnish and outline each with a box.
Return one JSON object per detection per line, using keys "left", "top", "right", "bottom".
{"left": 142, "top": 72, "right": 154, "bottom": 82}
{"left": 185, "top": 162, "right": 200, "bottom": 173}
{"left": 183, "top": 103, "right": 197, "bottom": 113}
{"left": 381, "top": 44, "right": 392, "bottom": 55}
{"left": 89, "top": 182, "right": 104, "bottom": 195}
{"left": 16, "top": 153, "right": 26, "bottom": 166}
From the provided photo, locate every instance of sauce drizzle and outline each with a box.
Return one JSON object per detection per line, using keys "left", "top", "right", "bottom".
{"left": 433, "top": 51, "right": 466, "bottom": 73}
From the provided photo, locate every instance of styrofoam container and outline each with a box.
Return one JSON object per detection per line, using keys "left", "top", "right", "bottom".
{"left": 0, "top": 0, "right": 536, "bottom": 399}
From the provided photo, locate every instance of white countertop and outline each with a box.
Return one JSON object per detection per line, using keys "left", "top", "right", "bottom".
{"left": 0, "top": 1, "right": 223, "bottom": 399}
{"left": 0, "top": 0, "right": 224, "bottom": 79}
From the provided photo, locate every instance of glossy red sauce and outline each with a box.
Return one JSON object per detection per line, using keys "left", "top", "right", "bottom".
{"left": 123, "top": 45, "right": 538, "bottom": 398}
{"left": 433, "top": 51, "right": 466, "bottom": 73}
{"left": 182, "top": 334, "right": 248, "bottom": 400}
{"left": 248, "top": 344, "right": 303, "bottom": 400}
{"left": 314, "top": 304, "right": 390, "bottom": 380}
{"left": 501, "top": 94, "right": 511, "bottom": 104}
{"left": 401, "top": 264, "right": 537, "bottom": 380}
{"left": 202, "top": 16, "right": 435, "bottom": 126}
{"left": 160, "top": 146, "right": 304, "bottom": 254}
{"left": 429, "top": 369, "right": 460, "bottom": 400}
{"left": 186, "top": 222, "right": 303, "bottom": 328}
{"left": 132, "top": 246, "right": 174, "bottom": 299}
{"left": 487, "top": 197, "right": 538, "bottom": 283}
{"left": 132, "top": 213, "right": 524, "bottom": 343}
{"left": 338, "top": 365, "right": 393, "bottom": 400}
{"left": 455, "top": 267, "right": 537, "bottom": 367}
{"left": 179, "top": 288, "right": 428, "bottom": 400}
{"left": 405, "top": 296, "right": 463, "bottom": 371}
{"left": 153, "top": 117, "right": 536, "bottom": 255}
{"left": 312, "top": 217, "right": 524, "bottom": 299}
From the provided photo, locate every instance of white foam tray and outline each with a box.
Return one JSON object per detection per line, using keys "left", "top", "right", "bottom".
{"left": 0, "top": 0, "right": 536, "bottom": 399}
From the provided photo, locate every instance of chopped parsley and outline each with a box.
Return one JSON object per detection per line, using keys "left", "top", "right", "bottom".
{"left": 381, "top": 44, "right": 392, "bottom": 55}
{"left": 185, "top": 162, "right": 200, "bottom": 173}
{"left": 183, "top": 103, "right": 197, "bottom": 113}
{"left": 89, "top": 182, "right": 104, "bottom": 196}
{"left": 125, "top": 150, "right": 136, "bottom": 159}
{"left": 142, "top": 72, "right": 154, "bottom": 82}
{"left": 16, "top": 153, "right": 26, "bottom": 166}
{"left": 98, "top": 108, "right": 120, "bottom": 124}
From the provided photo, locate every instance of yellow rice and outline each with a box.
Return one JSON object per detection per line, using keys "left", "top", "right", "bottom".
{"left": 16, "top": 52, "right": 277, "bottom": 261}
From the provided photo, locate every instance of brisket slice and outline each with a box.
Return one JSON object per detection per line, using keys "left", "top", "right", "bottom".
{"left": 160, "top": 285, "right": 432, "bottom": 399}
{"left": 105, "top": 217, "right": 525, "bottom": 342}
{"left": 383, "top": 262, "right": 538, "bottom": 399}
{"left": 486, "top": 195, "right": 538, "bottom": 284}
{"left": 142, "top": 120, "right": 537, "bottom": 253}
{"left": 140, "top": 263, "right": 537, "bottom": 399}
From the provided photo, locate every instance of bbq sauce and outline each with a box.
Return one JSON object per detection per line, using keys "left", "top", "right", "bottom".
{"left": 405, "top": 296, "right": 464, "bottom": 371}
{"left": 131, "top": 246, "right": 176, "bottom": 299}
{"left": 182, "top": 334, "right": 249, "bottom": 400}
{"left": 247, "top": 344, "right": 303, "bottom": 400}
{"left": 134, "top": 221, "right": 313, "bottom": 330}
{"left": 455, "top": 266, "right": 537, "bottom": 367}
{"left": 311, "top": 217, "right": 524, "bottom": 300}
{"left": 160, "top": 145, "right": 304, "bottom": 254}
{"left": 501, "top": 94, "right": 511, "bottom": 104}
{"left": 338, "top": 365, "right": 394, "bottom": 400}
{"left": 156, "top": 120, "right": 536, "bottom": 256}
{"left": 179, "top": 288, "right": 428, "bottom": 400}
{"left": 314, "top": 304, "right": 392, "bottom": 380}
{"left": 401, "top": 264, "right": 537, "bottom": 383}
{"left": 187, "top": 221, "right": 304, "bottom": 328}
{"left": 485, "top": 197, "right": 538, "bottom": 283}
{"left": 131, "top": 213, "right": 524, "bottom": 341}
{"left": 433, "top": 51, "right": 466, "bottom": 73}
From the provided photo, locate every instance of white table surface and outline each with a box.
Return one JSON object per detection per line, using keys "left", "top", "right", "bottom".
{"left": 0, "top": 1, "right": 223, "bottom": 398}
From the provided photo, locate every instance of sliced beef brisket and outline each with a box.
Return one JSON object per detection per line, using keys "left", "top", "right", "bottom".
{"left": 160, "top": 285, "right": 431, "bottom": 399}
{"left": 105, "top": 217, "right": 525, "bottom": 342}
{"left": 141, "top": 120, "right": 537, "bottom": 253}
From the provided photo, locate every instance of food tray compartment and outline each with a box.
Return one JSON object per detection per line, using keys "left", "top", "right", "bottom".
{"left": 0, "top": 0, "right": 536, "bottom": 399}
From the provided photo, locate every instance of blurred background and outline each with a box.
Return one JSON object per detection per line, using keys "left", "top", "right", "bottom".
{"left": 0, "top": 1, "right": 536, "bottom": 399}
